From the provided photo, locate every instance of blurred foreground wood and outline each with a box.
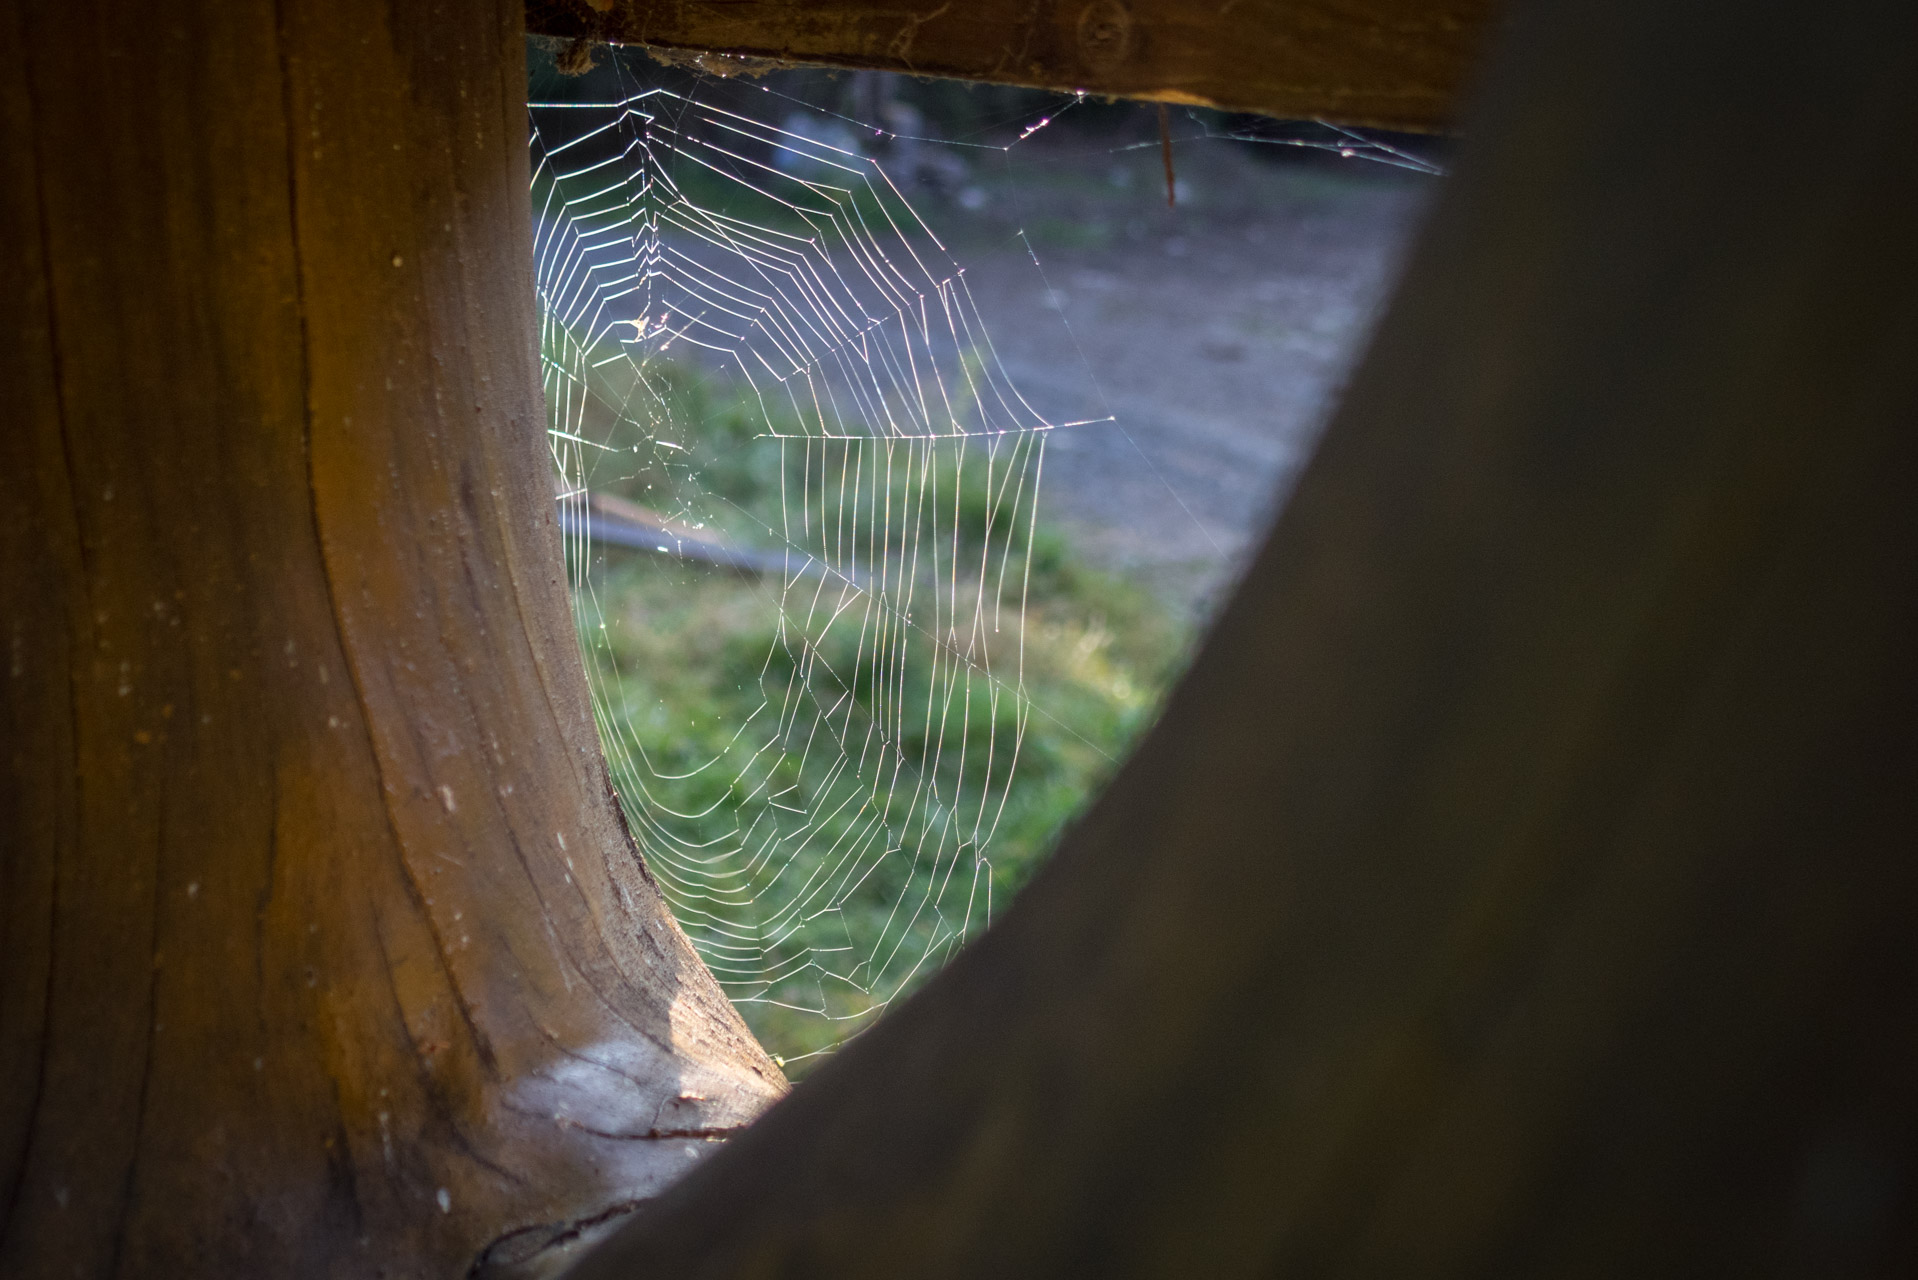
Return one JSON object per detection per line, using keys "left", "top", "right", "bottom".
{"left": 525, "top": 0, "right": 1498, "bottom": 131}
{"left": 568, "top": 0, "right": 1918, "bottom": 1275}
{"left": 0, "top": 2, "right": 782, "bottom": 1276}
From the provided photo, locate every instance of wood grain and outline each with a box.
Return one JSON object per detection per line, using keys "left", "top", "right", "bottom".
{"left": 525, "top": 0, "right": 1500, "bottom": 131}
{"left": 0, "top": 1, "right": 782, "bottom": 1275}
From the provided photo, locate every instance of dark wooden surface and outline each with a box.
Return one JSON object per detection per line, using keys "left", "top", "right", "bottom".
{"left": 567, "top": 0, "right": 1918, "bottom": 1275}
{"left": 0, "top": 2, "right": 782, "bottom": 1275}
{"left": 525, "top": 0, "right": 1500, "bottom": 131}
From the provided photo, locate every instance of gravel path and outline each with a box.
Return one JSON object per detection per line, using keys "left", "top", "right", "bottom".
{"left": 943, "top": 137, "right": 1433, "bottom": 617}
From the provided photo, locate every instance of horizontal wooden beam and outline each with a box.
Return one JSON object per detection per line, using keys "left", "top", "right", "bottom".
{"left": 524, "top": 0, "right": 1500, "bottom": 131}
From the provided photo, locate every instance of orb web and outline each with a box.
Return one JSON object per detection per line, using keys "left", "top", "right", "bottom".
{"left": 531, "top": 86, "right": 1090, "bottom": 1064}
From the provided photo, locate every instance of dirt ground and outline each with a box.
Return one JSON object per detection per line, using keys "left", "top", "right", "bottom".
{"left": 928, "top": 130, "right": 1434, "bottom": 618}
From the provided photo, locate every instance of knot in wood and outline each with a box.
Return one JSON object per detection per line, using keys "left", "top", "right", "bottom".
{"left": 1075, "top": 0, "right": 1133, "bottom": 75}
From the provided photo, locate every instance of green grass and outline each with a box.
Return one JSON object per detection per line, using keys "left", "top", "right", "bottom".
{"left": 559, "top": 350, "right": 1187, "bottom": 1071}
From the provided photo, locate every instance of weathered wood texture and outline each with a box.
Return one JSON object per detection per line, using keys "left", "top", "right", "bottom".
{"left": 570, "top": 0, "right": 1918, "bottom": 1275}
{"left": 0, "top": 2, "right": 782, "bottom": 1276}
{"left": 525, "top": 0, "right": 1498, "bottom": 131}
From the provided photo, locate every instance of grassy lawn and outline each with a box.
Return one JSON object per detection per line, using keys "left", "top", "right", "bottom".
{"left": 560, "top": 352, "right": 1187, "bottom": 1069}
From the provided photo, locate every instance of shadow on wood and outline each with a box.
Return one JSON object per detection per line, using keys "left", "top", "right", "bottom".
{"left": 565, "top": 0, "right": 1918, "bottom": 1275}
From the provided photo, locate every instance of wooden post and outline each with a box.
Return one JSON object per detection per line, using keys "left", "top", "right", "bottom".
{"left": 567, "top": 0, "right": 1918, "bottom": 1275}
{"left": 0, "top": 2, "right": 782, "bottom": 1276}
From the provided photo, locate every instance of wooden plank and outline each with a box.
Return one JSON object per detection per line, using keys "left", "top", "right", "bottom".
{"left": 525, "top": 0, "right": 1500, "bottom": 130}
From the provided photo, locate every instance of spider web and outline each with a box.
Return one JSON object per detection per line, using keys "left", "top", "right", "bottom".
{"left": 531, "top": 84, "right": 1095, "bottom": 1064}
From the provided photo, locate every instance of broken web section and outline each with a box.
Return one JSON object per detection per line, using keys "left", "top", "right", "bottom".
{"left": 531, "top": 85, "right": 1089, "bottom": 1067}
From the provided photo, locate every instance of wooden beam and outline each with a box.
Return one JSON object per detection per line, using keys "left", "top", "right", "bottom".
{"left": 568, "top": 0, "right": 1918, "bottom": 1274}
{"left": 525, "top": 0, "right": 1500, "bottom": 131}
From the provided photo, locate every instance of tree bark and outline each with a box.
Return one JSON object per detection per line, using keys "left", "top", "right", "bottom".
{"left": 0, "top": 2, "right": 782, "bottom": 1277}
{"left": 567, "top": 0, "right": 1918, "bottom": 1275}
{"left": 525, "top": 0, "right": 1499, "bottom": 132}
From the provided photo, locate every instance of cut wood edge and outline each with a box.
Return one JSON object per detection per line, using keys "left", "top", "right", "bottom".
{"left": 526, "top": 0, "right": 1501, "bottom": 131}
